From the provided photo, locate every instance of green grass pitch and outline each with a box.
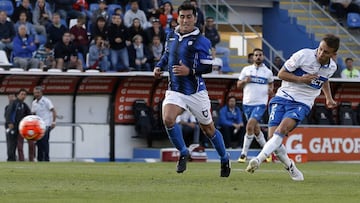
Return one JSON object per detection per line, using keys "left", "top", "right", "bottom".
{"left": 0, "top": 161, "right": 359, "bottom": 203}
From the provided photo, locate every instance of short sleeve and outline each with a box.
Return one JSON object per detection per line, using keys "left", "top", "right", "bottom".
{"left": 283, "top": 50, "right": 304, "bottom": 72}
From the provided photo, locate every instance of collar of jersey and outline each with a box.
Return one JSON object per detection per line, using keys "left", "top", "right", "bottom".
{"left": 174, "top": 27, "right": 200, "bottom": 41}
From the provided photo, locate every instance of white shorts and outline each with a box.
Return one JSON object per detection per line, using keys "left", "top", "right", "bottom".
{"left": 162, "top": 90, "right": 213, "bottom": 125}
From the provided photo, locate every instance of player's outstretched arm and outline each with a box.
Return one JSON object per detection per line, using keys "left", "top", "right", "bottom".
{"left": 322, "top": 80, "right": 337, "bottom": 108}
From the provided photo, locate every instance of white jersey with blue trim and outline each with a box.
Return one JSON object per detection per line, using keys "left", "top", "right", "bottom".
{"left": 276, "top": 48, "right": 337, "bottom": 108}
{"left": 238, "top": 63, "right": 274, "bottom": 105}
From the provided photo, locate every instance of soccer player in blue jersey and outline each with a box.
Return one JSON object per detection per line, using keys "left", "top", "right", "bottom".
{"left": 153, "top": 2, "right": 230, "bottom": 177}
{"left": 237, "top": 48, "right": 274, "bottom": 163}
{"left": 246, "top": 34, "right": 339, "bottom": 181}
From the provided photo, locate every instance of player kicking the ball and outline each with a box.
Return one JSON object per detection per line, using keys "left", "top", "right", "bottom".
{"left": 246, "top": 34, "right": 339, "bottom": 181}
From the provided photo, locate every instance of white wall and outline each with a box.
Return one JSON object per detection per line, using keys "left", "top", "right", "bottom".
{"left": 75, "top": 95, "right": 110, "bottom": 123}
{"left": 0, "top": 94, "right": 151, "bottom": 162}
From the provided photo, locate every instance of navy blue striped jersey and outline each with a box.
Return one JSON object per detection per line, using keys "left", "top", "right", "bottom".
{"left": 156, "top": 28, "right": 213, "bottom": 95}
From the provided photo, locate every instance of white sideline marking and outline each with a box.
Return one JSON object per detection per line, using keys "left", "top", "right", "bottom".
{"left": 232, "top": 168, "right": 360, "bottom": 175}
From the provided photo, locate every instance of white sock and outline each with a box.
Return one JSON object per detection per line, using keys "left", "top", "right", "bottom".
{"left": 274, "top": 144, "right": 292, "bottom": 168}
{"left": 241, "top": 133, "right": 254, "bottom": 156}
{"left": 256, "top": 133, "right": 284, "bottom": 162}
{"left": 255, "top": 131, "right": 266, "bottom": 147}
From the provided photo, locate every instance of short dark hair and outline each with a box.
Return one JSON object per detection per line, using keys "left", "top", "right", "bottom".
{"left": 16, "top": 88, "right": 27, "bottom": 96}
{"left": 44, "top": 42, "right": 53, "bottom": 49}
{"left": 34, "top": 86, "right": 43, "bottom": 92}
{"left": 96, "top": 16, "right": 106, "bottom": 22}
{"left": 322, "top": 34, "right": 340, "bottom": 52}
{"left": 345, "top": 57, "right": 353, "bottom": 62}
{"left": 253, "top": 48, "right": 263, "bottom": 53}
{"left": 178, "top": 1, "right": 197, "bottom": 17}
{"left": 227, "top": 96, "right": 237, "bottom": 102}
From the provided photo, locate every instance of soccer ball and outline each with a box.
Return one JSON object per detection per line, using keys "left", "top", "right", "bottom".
{"left": 18, "top": 115, "right": 46, "bottom": 141}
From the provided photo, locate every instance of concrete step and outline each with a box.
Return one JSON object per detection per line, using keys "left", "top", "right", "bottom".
{"left": 287, "top": 9, "right": 326, "bottom": 18}
{"left": 296, "top": 17, "right": 334, "bottom": 26}
{"left": 280, "top": 1, "right": 318, "bottom": 10}
{"left": 305, "top": 25, "right": 344, "bottom": 34}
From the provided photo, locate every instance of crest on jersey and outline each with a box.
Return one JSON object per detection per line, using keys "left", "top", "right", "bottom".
{"left": 202, "top": 110, "right": 209, "bottom": 118}
{"left": 188, "top": 40, "right": 194, "bottom": 46}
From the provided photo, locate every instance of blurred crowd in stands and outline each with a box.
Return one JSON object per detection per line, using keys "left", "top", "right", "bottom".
{"left": 316, "top": 0, "right": 360, "bottom": 23}
{"left": 0, "top": 0, "right": 217, "bottom": 72}
{"left": 1, "top": 0, "right": 360, "bottom": 76}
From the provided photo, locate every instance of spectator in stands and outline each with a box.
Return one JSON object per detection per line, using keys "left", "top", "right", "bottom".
{"left": 54, "top": 31, "right": 83, "bottom": 71}
{"left": 315, "top": 0, "right": 330, "bottom": 8}
{"left": 91, "top": 0, "right": 109, "bottom": 24}
{"left": 211, "top": 47, "right": 223, "bottom": 74}
{"left": 127, "top": 34, "right": 152, "bottom": 71}
{"left": 34, "top": 42, "right": 55, "bottom": 70}
{"left": 53, "top": 0, "right": 82, "bottom": 23}
{"left": 330, "top": 0, "right": 359, "bottom": 21}
{"left": 0, "top": 11, "right": 16, "bottom": 52}
{"left": 218, "top": 96, "right": 245, "bottom": 148}
{"left": 5, "top": 89, "right": 34, "bottom": 162}
{"left": 88, "top": 35, "right": 110, "bottom": 71}
{"left": 32, "top": 0, "right": 51, "bottom": 43}
{"left": 127, "top": 18, "right": 147, "bottom": 46}
{"left": 90, "top": 16, "right": 109, "bottom": 43}
{"left": 159, "top": 1, "right": 178, "bottom": 30}
{"left": 138, "top": 0, "right": 156, "bottom": 19}
{"left": 145, "top": 18, "right": 166, "bottom": 46}
{"left": 33, "top": 0, "right": 53, "bottom": 29}
{"left": 153, "top": 0, "right": 170, "bottom": 9}
{"left": 204, "top": 17, "right": 231, "bottom": 71}
{"left": 176, "top": 110, "right": 200, "bottom": 147}
{"left": 341, "top": 57, "right": 360, "bottom": 78}
{"left": 72, "top": 0, "right": 91, "bottom": 20}
{"left": 331, "top": 55, "right": 343, "bottom": 78}
{"left": 13, "top": 25, "right": 40, "bottom": 70}
{"left": 247, "top": 52, "right": 254, "bottom": 64}
{"left": 123, "top": 0, "right": 148, "bottom": 28}
{"left": 46, "top": 12, "right": 68, "bottom": 46}
{"left": 150, "top": 35, "right": 163, "bottom": 68}
{"left": 112, "top": 8, "right": 124, "bottom": 23}
{"left": 190, "top": 0, "right": 205, "bottom": 32}
{"left": 69, "top": 15, "right": 89, "bottom": 62}
{"left": 108, "top": 14, "right": 129, "bottom": 71}
{"left": 12, "top": 0, "right": 33, "bottom": 24}
{"left": 15, "top": 11, "right": 42, "bottom": 46}
{"left": 164, "top": 18, "right": 178, "bottom": 35}
{"left": 271, "top": 56, "right": 284, "bottom": 75}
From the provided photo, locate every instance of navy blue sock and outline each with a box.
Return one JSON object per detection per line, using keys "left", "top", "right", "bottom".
{"left": 209, "top": 129, "right": 228, "bottom": 163}
{"left": 166, "top": 124, "right": 188, "bottom": 156}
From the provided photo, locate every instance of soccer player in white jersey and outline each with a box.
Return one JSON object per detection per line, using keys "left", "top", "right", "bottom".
{"left": 246, "top": 34, "right": 339, "bottom": 181}
{"left": 237, "top": 48, "right": 274, "bottom": 163}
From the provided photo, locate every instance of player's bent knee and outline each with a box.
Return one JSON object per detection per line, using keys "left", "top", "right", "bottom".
{"left": 163, "top": 116, "right": 176, "bottom": 128}
{"left": 200, "top": 123, "right": 216, "bottom": 137}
